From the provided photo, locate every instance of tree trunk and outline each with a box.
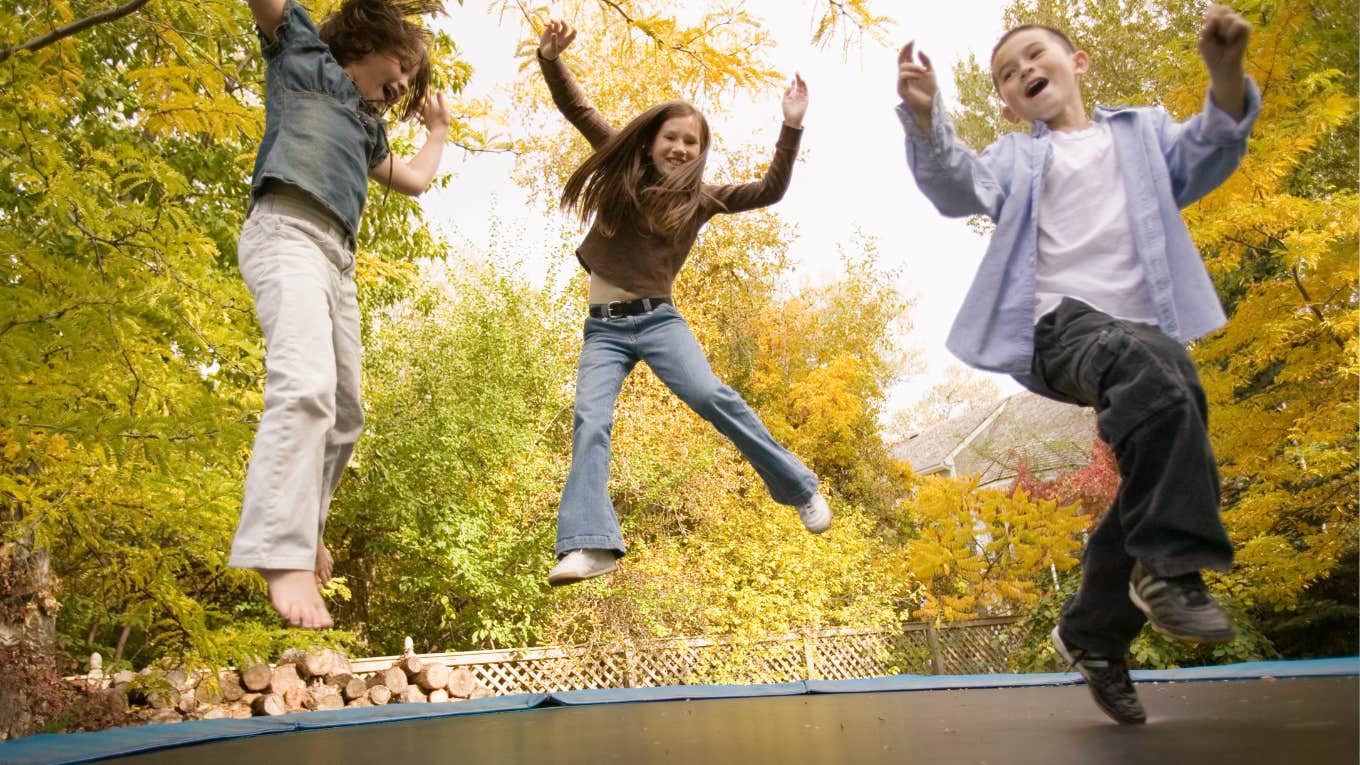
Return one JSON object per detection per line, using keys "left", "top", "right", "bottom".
{"left": 241, "top": 662, "right": 273, "bottom": 692}
{"left": 380, "top": 666, "right": 408, "bottom": 694}
{"left": 342, "top": 677, "right": 368, "bottom": 701}
{"left": 252, "top": 694, "right": 287, "bottom": 716}
{"left": 414, "top": 663, "right": 449, "bottom": 692}
{"left": 0, "top": 538, "right": 60, "bottom": 741}
{"left": 270, "top": 664, "right": 304, "bottom": 695}
{"left": 303, "top": 649, "right": 335, "bottom": 679}
{"left": 446, "top": 668, "right": 476, "bottom": 699}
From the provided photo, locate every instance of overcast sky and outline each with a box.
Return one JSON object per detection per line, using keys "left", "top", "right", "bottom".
{"left": 421, "top": 1, "right": 1023, "bottom": 420}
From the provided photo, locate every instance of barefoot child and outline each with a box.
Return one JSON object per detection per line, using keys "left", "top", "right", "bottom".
{"left": 229, "top": 0, "right": 450, "bottom": 628}
{"left": 895, "top": 5, "right": 1258, "bottom": 723}
{"left": 534, "top": 20, "right": 831, "bottom": 587}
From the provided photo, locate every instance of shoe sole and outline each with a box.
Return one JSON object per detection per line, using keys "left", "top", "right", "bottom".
{"left": 804, "top": 516, "right": 831, "bottom": 534}
{"left": 1050, "top": 626, "right": 1146, "bottom": 725}
{"left": 1128, "top": 584, "right": 1237, "bottom": 644}
{"left": 547, "top": 561, "right": 617, "bottom": 587}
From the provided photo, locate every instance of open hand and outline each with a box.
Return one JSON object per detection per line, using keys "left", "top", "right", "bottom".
{"left": 782, "top": 73, "right": 808, "bottom": 128}
{"left": 418, "top": 92, "right": 450, "bottom": 132}
{"left": 1198, "top": 4, "right": 1250, "bottom": 79}
{"left": 539, "top": 19, "right": 576, "bottom": 60}
{"left": 897, "top": 42, "right": 936, "bottom": 123}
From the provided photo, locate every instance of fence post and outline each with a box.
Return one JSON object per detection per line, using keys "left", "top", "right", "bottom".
{"left": 803, "top": 629, "right": 817, "bottom": 680}
{"left": 925, "top": 622, "right": 945, "bottom": 675}
{"left": 624, "top": 641, "right": 637, "bottom": 688}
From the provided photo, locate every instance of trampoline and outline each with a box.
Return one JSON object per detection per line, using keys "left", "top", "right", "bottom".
{"left": 4, "top": 658, "right": 1355, "bottom": 765}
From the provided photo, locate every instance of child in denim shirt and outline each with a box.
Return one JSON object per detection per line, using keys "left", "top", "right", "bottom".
{"left": 229, "top": 0, "right": 449, "bottom": 629}
{"left": 895, "top": 4, "right": 1259, "bottom": 723}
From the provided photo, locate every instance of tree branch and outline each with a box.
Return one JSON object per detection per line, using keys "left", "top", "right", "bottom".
{"left": 0, "top": 0, "right": 153, "bottom": 63}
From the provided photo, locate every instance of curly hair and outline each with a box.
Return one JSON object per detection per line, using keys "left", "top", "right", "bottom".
{"left": 319, "top": 0, "right": 441, "bottom": 120}
{"left": 561, "top": 101, "right": 715, "bottom": 242}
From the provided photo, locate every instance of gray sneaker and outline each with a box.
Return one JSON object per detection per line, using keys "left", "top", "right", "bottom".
{"left": 1129, "top": 563, "right": 1236, "bottom": 644}
{"left": 1051, "top": 626, "right": 1146, "bottom": 725}
{"left": 547, "top": 549, "right": 617, "bottom": 587}
{"left": 796, "top": 493, "right": 831, "bottom": 533}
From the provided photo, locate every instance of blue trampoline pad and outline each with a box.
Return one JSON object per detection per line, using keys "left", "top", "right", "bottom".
{"left": 2, "top": 657, "right": 1354, "bottom": 765}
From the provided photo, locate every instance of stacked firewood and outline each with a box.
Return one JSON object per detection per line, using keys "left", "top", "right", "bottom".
{"left": 103, "top": 647, "right": 496, "bottom": 723}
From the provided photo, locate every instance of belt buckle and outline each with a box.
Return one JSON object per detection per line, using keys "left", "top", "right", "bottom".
{"left": 606, "top": 301, "right": 625, "bottom": 318}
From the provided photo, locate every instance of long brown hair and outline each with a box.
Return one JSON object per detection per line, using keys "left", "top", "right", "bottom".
{"left": 561, "top": 101, "right": 714, "bottom": 241}
{"left": 319, "top": 0, "right": 440, "bottom": 120}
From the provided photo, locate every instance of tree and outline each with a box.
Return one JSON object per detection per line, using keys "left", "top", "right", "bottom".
{"left": 904, "top": 474, "right": 1085, "bottom": 623}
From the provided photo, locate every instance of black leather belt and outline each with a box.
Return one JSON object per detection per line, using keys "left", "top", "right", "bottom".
{"left": 588, "top": 297, "right": 671, "bottom": 319}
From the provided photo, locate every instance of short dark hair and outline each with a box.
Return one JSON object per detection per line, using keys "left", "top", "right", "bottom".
{"left": 319, "top": 0, "right": 442, "bottom": 121}
{"left": 989, "top": 24, "right": 1076, "bottom": 90}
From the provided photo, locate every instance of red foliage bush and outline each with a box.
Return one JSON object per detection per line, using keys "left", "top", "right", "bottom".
{"left": 1011, "top": 438, "right": 1121, "bottom": 523}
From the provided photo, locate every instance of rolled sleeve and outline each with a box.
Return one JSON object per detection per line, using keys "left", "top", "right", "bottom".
{"left": 1195, "top": 76, "right": 1262, "bottom": 144}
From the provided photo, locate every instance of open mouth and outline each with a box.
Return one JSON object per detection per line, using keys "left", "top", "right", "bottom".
{"left": 1025, "top": 78, "right": 1049, "bottom": 98}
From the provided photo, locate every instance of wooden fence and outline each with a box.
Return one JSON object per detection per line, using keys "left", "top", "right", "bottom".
{"left": 347, "top": 617, "right": 1023, "bottom": 695}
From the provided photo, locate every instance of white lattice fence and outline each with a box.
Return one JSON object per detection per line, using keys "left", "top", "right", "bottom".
{"left": 935, "top": 618, "right": 1023, "bottom": 675}
{"left": 347, "top": 618, "right": 1022, "bottom": 695}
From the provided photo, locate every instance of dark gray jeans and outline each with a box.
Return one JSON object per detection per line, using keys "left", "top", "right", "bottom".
{"left": 1026, "top": 299, "right": 1234, "bottom": 658}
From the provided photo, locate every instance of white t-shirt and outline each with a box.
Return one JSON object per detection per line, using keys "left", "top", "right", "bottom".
{"left": 1034, "top": 120, "right": 1157, "bottom": 323}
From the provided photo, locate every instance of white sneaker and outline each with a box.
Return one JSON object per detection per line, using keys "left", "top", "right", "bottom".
{"left": 547, "top": 549, "right": 618, "bottom": 587}
{"left": 796, "top": 493, "right": 832, "bottom": 533}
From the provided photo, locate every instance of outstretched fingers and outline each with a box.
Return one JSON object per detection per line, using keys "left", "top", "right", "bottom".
{"left": 539, "top": 18, "right": 577, "bottom": 59}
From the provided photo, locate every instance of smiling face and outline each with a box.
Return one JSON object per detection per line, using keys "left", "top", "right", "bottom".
{"left": 648, "top": 114, "right": 704, "bottom": 176}
{"left": 991, "top": 27, "right": 1090, "bottom": 131}
{"left": 343, "top": 52, "right": 417, "bottom": 113}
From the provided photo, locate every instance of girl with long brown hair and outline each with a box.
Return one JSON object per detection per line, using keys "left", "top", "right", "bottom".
{"left": 536, "top": 20, "right": 831, "bottom": 587}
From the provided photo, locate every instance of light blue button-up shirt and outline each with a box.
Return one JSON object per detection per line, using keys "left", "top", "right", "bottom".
{"left": 896, "top": 81, "right": 1261, "bottom": 389}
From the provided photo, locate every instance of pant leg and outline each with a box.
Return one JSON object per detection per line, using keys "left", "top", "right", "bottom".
{"left": 637, "top": 305, "right": 818, "bottom": 506}
{"left": 1035, "top": 299, "right": 1233, "bottom": 656}
{"left": 229, "top": 212, "right": 343, "bottom": 571}
{"left": 318, "top": 270, "right": 363, "bottom": 539}
{"left": 556, "top": 318, "right": 639, "bottom": 557}
{"left": 1060, "top": 499, "right": 1146, "bottom": 658}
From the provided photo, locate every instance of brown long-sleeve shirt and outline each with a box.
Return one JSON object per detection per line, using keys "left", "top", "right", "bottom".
{"left": 538, "top": 53, "right": 802, "bottom": 299}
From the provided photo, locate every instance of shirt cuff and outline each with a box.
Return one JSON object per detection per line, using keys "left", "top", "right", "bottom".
{"left": 1199, "top": 76, "right": 1261, "bottom": 143}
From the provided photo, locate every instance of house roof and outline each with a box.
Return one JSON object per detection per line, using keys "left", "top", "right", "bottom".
{"left": 895, "top": 392, "right": 1098, "bottom": 488}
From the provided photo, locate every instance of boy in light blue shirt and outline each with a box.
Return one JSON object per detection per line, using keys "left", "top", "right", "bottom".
{"left": 895, "top": 4, "right": 1259, "bottom": 724}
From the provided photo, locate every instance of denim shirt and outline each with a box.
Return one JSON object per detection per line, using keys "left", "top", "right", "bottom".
{"left": 249, "top": 0, "right": 389, "bottom": 238}
{"left": 896, "top": 80, "right": 1261, "bottom": 387}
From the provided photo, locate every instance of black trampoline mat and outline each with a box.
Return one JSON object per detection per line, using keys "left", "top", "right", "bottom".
{"left": 103, "top": 677, "right": 1358, "bottom": 765}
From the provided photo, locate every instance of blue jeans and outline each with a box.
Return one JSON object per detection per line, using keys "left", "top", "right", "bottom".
{"left": 557, "top": 303, "right": 819, "bottom": 557}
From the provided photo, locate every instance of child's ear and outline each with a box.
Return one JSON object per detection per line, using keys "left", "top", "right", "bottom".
{"left": 1001, "top": 104, "right": 1020, "bottom": 123}
{"left": 1072, "top": 50, "right": 1090, "bottom": 76}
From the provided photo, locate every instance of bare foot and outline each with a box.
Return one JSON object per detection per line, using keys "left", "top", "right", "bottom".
{"left": 259, "top": 569, "right": 333, "bottom": 629}
{"left": 315, "top": 543, "right": 334, "bottom": 586}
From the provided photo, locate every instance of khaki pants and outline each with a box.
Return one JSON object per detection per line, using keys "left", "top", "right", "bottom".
{"left": 229, "top": 193, "right": 361, "bottom": 571}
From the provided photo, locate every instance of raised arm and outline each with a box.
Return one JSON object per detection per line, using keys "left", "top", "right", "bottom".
{"left": 1157, "top": 5, "right": 1259, "bottom": 207}
{"left": 708, "top": 76, "right": 807, "bottom": 214}
{"left": 369, "top": 93, "right": 450, "bottom": 196}
{"left": 896, "top": 42, "right": 936, "bottom": 133}
{"left": 1199, "top": 3, "right": 1250, "bottom": 120}
{"left": 536, "top": 20, "right": 614, "bottom": 148}
{"left": 247, "top": 0, "right": 286, "bottom": 43}
{"left": 894, "top": 40, "right": 1006, "bottom": 220}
